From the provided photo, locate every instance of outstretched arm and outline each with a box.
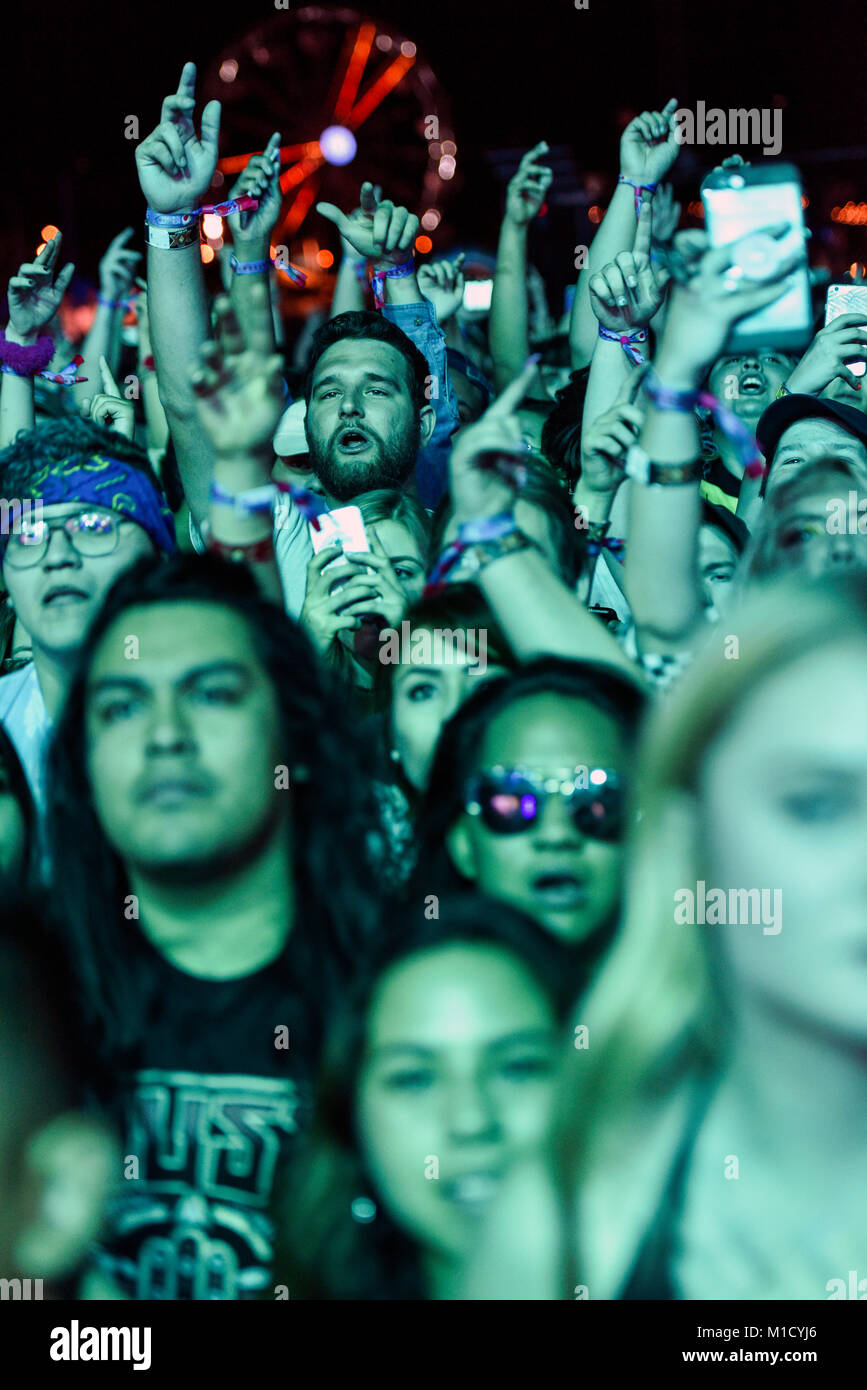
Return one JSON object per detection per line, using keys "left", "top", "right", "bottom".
{"left": 1, "top": 236, "right": 74, "bottom": 448}
{"left": 489, "top": 142, "right": 552, "bottom": 392}
{"left": 446, "top": 362, "right": 642, "bottom": 677}
{"left": 570, "top": 99, "right": 679, "bottom": 369}
{"left": 135, "top": 61, "right": 221, "bottom": 530}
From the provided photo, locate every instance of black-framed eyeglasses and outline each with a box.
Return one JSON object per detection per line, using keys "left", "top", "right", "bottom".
{"left": 3, "top": 510, "right": 130, "bottom": 569}
{"left": 464, "top": 766, "right": 625, "bottom": 842}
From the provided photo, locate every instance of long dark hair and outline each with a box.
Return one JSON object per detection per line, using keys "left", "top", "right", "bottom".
{"left": 271, "top": 891, "right": 575, "bottom": 1300}
{"left": 46, "top": 553, "right": 382, "bottom": 1062}
{"left": 410, "top": 659, "right": 647, "bottom": 988}
{"left": 0, "top": 722, "right": 37, "bottom": 890}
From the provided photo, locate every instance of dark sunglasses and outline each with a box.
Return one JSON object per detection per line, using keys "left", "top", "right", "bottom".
{"left": 464, "top": 766, "right": 625, "bottom": 842}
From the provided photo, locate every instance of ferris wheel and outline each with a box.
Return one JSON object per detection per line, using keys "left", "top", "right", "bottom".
{"left": 201, "top": 6, "right": 457, "bottom": 281}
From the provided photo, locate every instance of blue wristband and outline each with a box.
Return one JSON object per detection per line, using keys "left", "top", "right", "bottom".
{"left": 145, "top": 206, "right": 198, "bottom": 229}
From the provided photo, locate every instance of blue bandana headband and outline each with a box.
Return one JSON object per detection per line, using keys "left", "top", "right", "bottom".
{"left": 10, "top": 454, "right": 177, "bottom": 556}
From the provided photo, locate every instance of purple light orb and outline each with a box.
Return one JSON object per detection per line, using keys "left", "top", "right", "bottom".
{"left": 319, "top": 125, "right": 358, "bottom": 167}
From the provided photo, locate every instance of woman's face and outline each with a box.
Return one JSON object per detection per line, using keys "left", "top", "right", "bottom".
{"left": 697, "top": 641, "right": 867, "bottom": 1042}
{"left": 447, "top": 692, "right": 628, "bottom": 943}
{"left": 391, "top": 634, "right": 509, "bottom": 792}
{"left": 768, "top": 481, "right": 867, "bottom": 578}
{"left": 356, "top": 943, "right": 559, "bottom": 1272}
{"left": 336, "top": 519, "right": 428, "bottom": 666}
{"left": 0, "top": 762, "right": 27, "bottom": 879}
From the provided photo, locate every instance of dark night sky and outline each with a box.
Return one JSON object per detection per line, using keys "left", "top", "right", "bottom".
{"left": 2, "top": 0, "right": 865, "bottom": 286}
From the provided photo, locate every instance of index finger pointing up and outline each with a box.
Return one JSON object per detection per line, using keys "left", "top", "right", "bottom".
{"left": 486, "top": 356, "right": 541, "bottom": 420}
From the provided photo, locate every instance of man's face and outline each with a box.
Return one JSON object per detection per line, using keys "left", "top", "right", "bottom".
{"left": 85, "top": 601, "right": 287, "bottom": 880}
{"left": 698, "top": 525, "right": 739, "bottom": 615}
{"left": 2, "top": 503, "right": 154, "bottom": 661}
{"left": 768, "top": 418, "right": 867, "bottom": 498}
{"left": 708, "top": 349, "right": 794, "bottom": 424}
{"left": 305, "top": 340, "right": 433, "bottom": 501}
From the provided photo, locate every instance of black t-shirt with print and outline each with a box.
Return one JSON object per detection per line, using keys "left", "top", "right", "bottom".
{"left": 93, "top": 936, "right": 320, "bottom": 1301}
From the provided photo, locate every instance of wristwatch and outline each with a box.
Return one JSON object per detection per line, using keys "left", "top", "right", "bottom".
{"left": 625, "top": 444, "right": 703, "bottom": 486}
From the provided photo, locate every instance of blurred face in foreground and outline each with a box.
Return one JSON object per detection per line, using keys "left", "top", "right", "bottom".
{"left": 85, "top": 601, "right": 287, "bottom": 879}
{"left": 697, "top": 641, "right": 867, "bottom": 1042}
{"left": 356, "top": 943, "right": 558, "bottom": 1286}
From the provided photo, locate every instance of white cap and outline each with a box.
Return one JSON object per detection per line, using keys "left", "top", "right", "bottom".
{"left": 273, "top": 399, "right": 308, "bottom": 457}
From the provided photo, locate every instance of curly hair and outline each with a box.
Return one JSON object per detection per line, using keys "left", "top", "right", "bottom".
{"left": 0, "top": 414, "right": 163, "bottom": 500}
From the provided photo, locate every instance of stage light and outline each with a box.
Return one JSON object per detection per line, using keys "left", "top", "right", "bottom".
{"left": 211, "top": 171, "right": 225, "bottom": 189}
{"left": 219, "top": 59, "right": 238, "bottom": 83}
{"left": 441, "top": 141, "right": 456, "bottom": 156}
{"left": 376, "top": 34, "right": 393, "bottom": 51}
{"left": 201, "top": 245, "right": 215, "bottom": 264}
{"left": 415, "top": 234, "right": 433, "bottom": 254}
{"left": 316, "top": 249, "right": 334, "bottom": 268}
{"left": 202, "top": 214, "right": 223, "bottom": 239}
{"left": 41, "top": 224, "right": 60, "bottom": 242}
{"left": 35, "top": 242, "right": 46, "bottom": 255}
{"left": 588, "top": 206, "right": 602, "bottom": 224}
{"left": 438, "top": 155, "right": 456, "bottom": 180}
{"left": 428, "top": 143, "right": 442, "bottom": 160}
{"left": 421, "top": 209, "right": 441, "bottom": 231}
{"left": 401, "top": 41, "right": 417, "bottom": 57}
{"left": 319, "top": 125, "right": 357, "bottom": 166}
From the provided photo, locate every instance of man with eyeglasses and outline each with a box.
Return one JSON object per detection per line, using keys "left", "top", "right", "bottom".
{"left": 0, "top": 416, "right": 176, "bottom": 806}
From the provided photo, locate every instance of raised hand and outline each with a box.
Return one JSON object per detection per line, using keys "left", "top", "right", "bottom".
{"left": 620, "top": 98, "right": 680, "bottom": 186}
{"left": 784, "top": 313, "right": 867, "bottom": 396}
{"left": 99, "top": 228, "right": 141, "bottom": 304}
{"left": 300, "top": 546, "right": 385, "bottom": 653}
{"left": 189, "top": 288, "right": 284, "bottom": 457}
{"left": 418, "top": 254, "right": 467, "bottom": 323}
{"left": 84, "top": 356, "right": 136, "bottom": 439}
{"left": 588, "top": 199, "right": 671, "bottom": 331}
{"left": 656, "top": 225, "right": 806, "bottom": 382}
{"left": 449, "top": 357, "right": 539, "bottom": 525}
{"left": 505, "top": 142, "right": 553, "bottom": 226}
{"left": 581, "top": 395, "right": 645, "bottom": 494}
{"left": 135, "top": 61, "right": 221, "bottom": 215}
{"left": 317, "top": 182, "right": 418, "bottom": 265}
{"left": 7, "top": 235, "right": 74, "bottom": 343}
{"left": 228, "top": 132, "right": 283, "bottom": 252}
{"left": 650, "top": 183, "right": 681, "bottom": 247}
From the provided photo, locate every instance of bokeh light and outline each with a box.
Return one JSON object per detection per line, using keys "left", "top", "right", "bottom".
{"left": 202, "top": 214, "right": 223, "bottom": 239}
{"left": 41, "top": 224, "right": 60, "bottom": 242}
{"left": 421, "top": 209, "right": 441, "bottom": 231}
{"left": 319, "top": 125, "right": 358, "bottom": 166}
{"left": 438, "top": 155, "right": 456, "bottom": 180}
{"left": 219, "top": 59, "right": 238, "bottom": 83}
{"left": 201, "top": 245, "right": 216, "bottom": 264}
{"left": 415, "top": 234, "right": 433, "bottom": 254}
{"left": 316, "top": 249, "right": 335, "bottom": 268}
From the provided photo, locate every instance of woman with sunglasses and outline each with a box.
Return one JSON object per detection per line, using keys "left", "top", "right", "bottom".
{"left": 413, "top": 659, "right": 646, "bottom": 980}
{"left": 273, "top": 894, "right": 571, "bottom": 1300}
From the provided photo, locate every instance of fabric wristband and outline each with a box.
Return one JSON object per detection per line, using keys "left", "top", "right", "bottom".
{"left": 207, "top": 534, "right": 275, "bottom": 564}
{"left": 145, "top": 197, "right": 259, "bottom": 229}
{"left": 625, "top": 444, "right": 703, "bottom": 486}
{"left": 144, "top": 222, "right": 199, "bottom": 251}
{"left": 643, "top": 368, "right": 765, "bottom": 479}
{"left": 209, "top": 480, "right": 278, "bottom": 516}
{"left": 598, "top": 323, "right": 648, "bottom": 366}
{"left": 370, "top": 257, "right": 415, "bottom": 309}
{"left": 618, "top": 175, "right": 658, "bottom": 216}
{"left": 424, "top": 513, "right": 519, "bottom": 596}
{"left": 229, "top": 252, "right": 308, "bottom": 287}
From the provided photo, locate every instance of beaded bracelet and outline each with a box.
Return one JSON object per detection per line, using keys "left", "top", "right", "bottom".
{"left": 618, "top": 175, "right": 658, "bottom": 216}
{"left": 598, "top": 324, "right": 648, "bottom": 366}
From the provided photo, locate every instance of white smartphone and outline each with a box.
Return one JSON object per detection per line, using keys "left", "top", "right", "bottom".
{"left": 310, "top": 505, "right": 370, "bottom": 570}
{"left": 825, "top": 283, "right": 867, "bottom": 378}
{"left": 702, "top": 163, "right": 812, "bottom": 351}
{"left": 463, "top": 279, "right": 494, "bottom": 312}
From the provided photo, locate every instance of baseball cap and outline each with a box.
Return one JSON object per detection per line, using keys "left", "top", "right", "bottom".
{"left": 273, "top": 399, "right": 308, "bottom": 458}
{"left": 756, "top": 394, "right": 867, "bottom": 467}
